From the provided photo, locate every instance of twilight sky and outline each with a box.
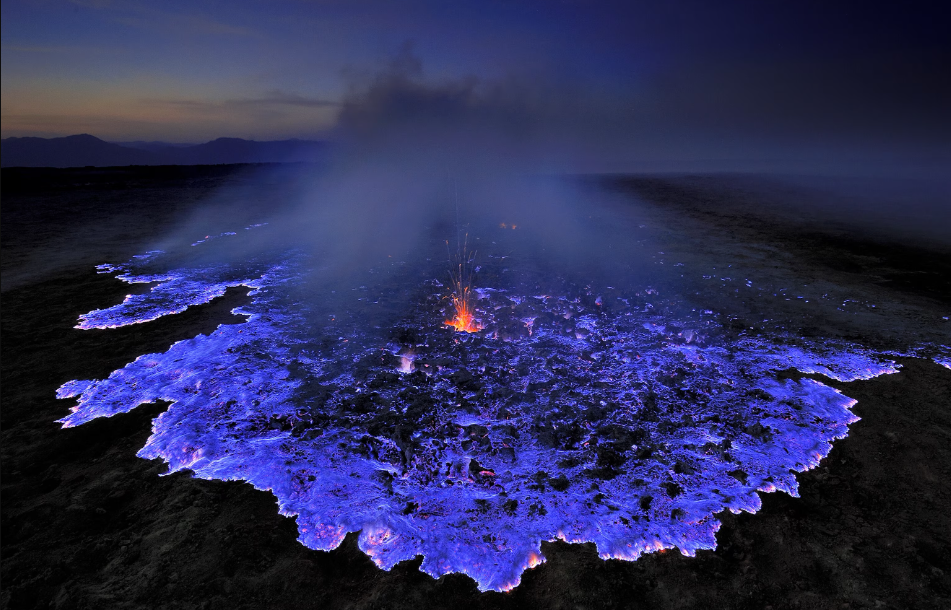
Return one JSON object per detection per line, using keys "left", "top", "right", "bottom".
{"left": 2, "top": 0, "right": 948, "bottom": 170}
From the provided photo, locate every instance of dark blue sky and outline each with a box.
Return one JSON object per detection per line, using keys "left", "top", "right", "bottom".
{"left": 2, "top": 1, "right": 947, "bottom": 169}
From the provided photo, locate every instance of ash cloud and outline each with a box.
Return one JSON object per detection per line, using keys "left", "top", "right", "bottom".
{"left": 149, "top": 41, "right": 950, "bottom": 296}
{"left": 150, "top": 44, "right": 649, "bottom": 300}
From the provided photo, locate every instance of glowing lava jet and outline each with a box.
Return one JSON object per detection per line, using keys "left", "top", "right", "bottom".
{"left": 445, "top": 236, "right": 482, "bottom": 333}
{"left": 445, "top": 286, "right": 481, "bottom": 333}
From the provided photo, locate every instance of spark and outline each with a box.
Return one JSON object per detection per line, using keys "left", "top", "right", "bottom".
{"left": 445, "top": 233, "right": 482, "bottom": 333}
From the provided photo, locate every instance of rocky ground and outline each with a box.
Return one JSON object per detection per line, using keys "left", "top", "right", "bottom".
{"left": 2, "top": 167, "right": 949, "bottom": 609}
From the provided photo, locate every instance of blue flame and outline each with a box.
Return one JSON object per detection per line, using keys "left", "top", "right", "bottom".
{"left": 57, "top": 234, "right": 915, "bottom": 592}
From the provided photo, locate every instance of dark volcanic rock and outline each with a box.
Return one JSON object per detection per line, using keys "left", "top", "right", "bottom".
{"left": 2, "top": 168, "right": 950, "bottom": 609}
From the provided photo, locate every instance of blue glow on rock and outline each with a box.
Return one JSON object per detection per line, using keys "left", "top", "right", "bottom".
{"left": 58, "top": 237, "right": 914, "bottom": 592}
{"left": 934, "top": 349, "right": 951, "bottom": 371}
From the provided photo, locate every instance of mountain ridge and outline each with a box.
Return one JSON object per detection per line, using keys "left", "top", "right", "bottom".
{"left": 1, "top": 134, "right": 328, "bottom": 168}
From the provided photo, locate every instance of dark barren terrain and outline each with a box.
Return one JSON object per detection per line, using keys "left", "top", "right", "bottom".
{"left": 2, "top": 166, "right": 950, "bottom": 609}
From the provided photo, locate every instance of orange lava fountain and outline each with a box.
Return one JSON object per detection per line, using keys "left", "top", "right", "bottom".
{"left": 446, "top": 287, "right": 482, "bottom": 333}
{"left": 445, "top": 235, "right": 482, "bottom": 333}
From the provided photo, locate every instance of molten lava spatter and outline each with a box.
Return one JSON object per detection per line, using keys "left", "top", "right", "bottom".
{"left": 445, "top": 235, "right": 482, "bottom": 333}
{"left": 446, "top": 287, "right": 482, "bottom": 333}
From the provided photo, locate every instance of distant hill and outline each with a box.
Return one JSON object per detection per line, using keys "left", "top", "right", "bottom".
{"left": 171, "top": 138, "right": 329, "bottom": 165}
{"left": 1, "top": 134, "right": 329, "bottom": 168}
{"left": 0, "top": 134, "right": 160, "bottom": 168}
{"left": 112, "top": 140, "right": 195, "bottom": 154}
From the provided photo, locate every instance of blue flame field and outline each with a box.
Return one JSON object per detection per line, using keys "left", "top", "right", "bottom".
{"left": 57, "top": 228, "right": 914, "bottom": 592}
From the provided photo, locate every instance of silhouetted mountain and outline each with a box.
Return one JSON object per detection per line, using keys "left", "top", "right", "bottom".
{"left": 174, "top": 138, "right": 328, "bottom": 165}
{"left": 113, "top": 141, "right": 194, "bottom": 154}
{"left": 1, "top": 134, "right": 329, "bottom": 168}
{"left": 1, "top": 134, "right": 160, "bottom": 168}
